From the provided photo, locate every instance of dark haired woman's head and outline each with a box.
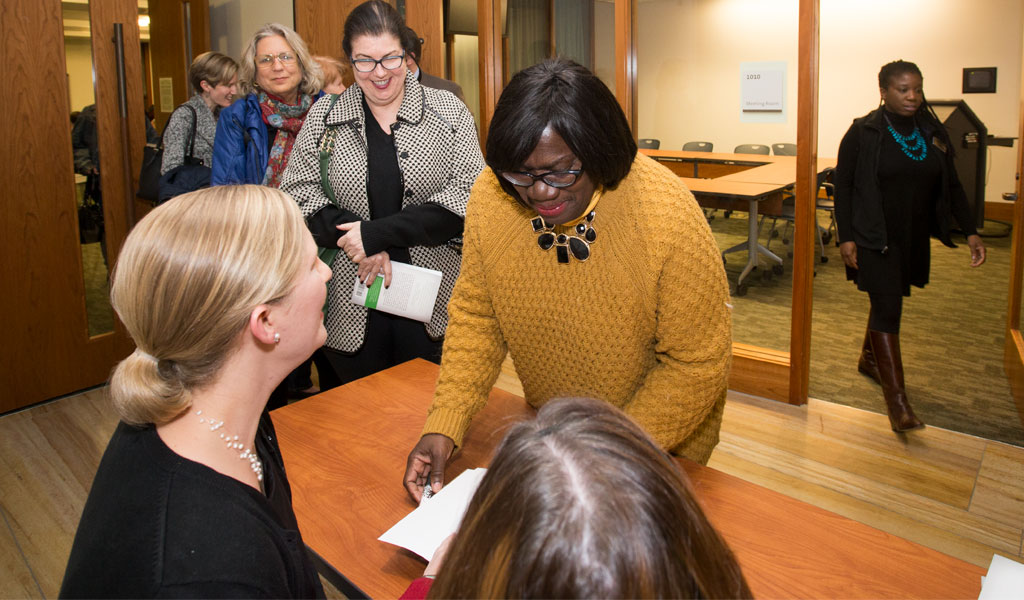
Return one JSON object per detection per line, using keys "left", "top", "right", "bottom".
{"left": 428, "top": 397, "right": 752, "bottom": 599}
{"left": 486, "top": 58, "right": 637, "bottom": 225}
{"left": 878, "top": 60, "right": 924, "bottom": 117}
{"left": 342, "top": 0, "right": 404, "bottom": 59}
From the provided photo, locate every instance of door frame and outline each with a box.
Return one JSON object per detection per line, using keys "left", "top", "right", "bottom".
{"left": 1002, "top": 42, "right": 1024, "bottom": 430}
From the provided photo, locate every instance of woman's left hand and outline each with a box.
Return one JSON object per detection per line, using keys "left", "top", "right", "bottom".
{"left": 424, "top": 534, "right": 454, "bottom": 578}
{"left": 357, "top": 250, "right": 392, "bottom": 287}
{"left": 967, "top": 234, "right": 986, "bottom": 267}
{"left": 337, "top": 221, "right": 366, "bottom": 263}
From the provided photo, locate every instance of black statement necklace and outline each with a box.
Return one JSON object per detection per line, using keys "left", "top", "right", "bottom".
{"left": 531, "top": 210, "right": 597, "bottom": 263}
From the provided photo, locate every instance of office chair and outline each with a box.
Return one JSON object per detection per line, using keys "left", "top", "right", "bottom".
{"left": 683, "top": 141, "right": 713, "bottom": 152}
{"left": 772, "top": 143, "right": 797, "bottom": 156}
{"left": 638, "top": 138, "right": 661, "bottom": 149}
{"left": 763, "top": 167, "right": 835, "bottom": 264}
{"left": 734, "top": 143, "right": 770, "bottom": 155}
{"left": 816, "top": 167, "right": 837, "bottom": 247}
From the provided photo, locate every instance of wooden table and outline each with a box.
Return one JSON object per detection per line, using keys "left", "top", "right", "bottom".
{"left": 272, "top": 360, "right": 985, "bottom": 599}
{"left": 680, "top": 177, "right": 789, "bottom": 295}
{"left": 642, "top": 149, "right": 837, "bottom": 295}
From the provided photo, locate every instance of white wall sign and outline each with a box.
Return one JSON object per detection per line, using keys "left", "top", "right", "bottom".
{"left": 739, "top": 61, "right": 787, "bottom": 124}
{"left": 159, "top": 77, "right": 175, "bottom": 113}
{"left": 741, "top": 65, "right": 784, "bottom": 111}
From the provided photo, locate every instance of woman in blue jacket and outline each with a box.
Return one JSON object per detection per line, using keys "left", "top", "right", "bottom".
{"left": 835, "top": 60, "right": 985, "bottom": 432}
{"left": 211, "top": 23, "right": 323, "bottom": 186}
{"left": 212, "top": 23, "right": 325, "bottom": 404}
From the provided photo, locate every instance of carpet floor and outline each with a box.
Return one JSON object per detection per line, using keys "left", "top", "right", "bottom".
{"left": 711, "top": 209, "right": 1024, "bottom": 447}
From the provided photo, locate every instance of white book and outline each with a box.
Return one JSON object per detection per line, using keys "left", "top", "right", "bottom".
{"left": 350, "top": 261, "right": 443, "bottom": 323}
{"left": 378, "top": 468, "right": 487, "bottom": 561}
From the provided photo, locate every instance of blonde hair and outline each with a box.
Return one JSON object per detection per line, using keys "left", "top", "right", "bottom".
{"left": 189, "top": 51, "right": 239, "bottom": 93}
{"left": 313, "top": 55, "right": 349, "bottom": 89}
{"left": 108, "top": 185, "right": 308, "bottom": 426}
{"left": 238, "top": 23, "right": 324, "bottom": 96}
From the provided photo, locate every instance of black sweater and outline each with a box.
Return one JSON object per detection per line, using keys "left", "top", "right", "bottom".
{"left": 835, "top": 106, "right": 977, "bottom": 251}
{"left": 59, "top": 414, "right": 324, "bottom": 599}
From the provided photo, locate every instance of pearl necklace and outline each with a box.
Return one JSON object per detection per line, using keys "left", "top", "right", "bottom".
{"left": 196, "top": 409, "right": 264, "bottom": 482}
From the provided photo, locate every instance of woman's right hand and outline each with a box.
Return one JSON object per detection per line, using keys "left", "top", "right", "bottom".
{"left": 840, "top": 241, "right": 858, "bottom": 269}
{"left": 404, "top": 433, "right": 455, "bottom": 502}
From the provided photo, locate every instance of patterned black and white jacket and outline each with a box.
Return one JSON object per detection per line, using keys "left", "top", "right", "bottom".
{"left": 280, "top": 71, "right": 483, "bottom": 353}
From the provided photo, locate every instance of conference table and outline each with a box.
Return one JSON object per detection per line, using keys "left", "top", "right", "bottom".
{"left": 272, "top": 359, "right": 985, "bottom": 599}
{"left": 641, "top": 149, "right": 837, "bottom": 296}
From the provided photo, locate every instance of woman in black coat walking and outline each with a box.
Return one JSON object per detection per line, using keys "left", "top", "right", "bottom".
{"left": 835, "top": 60, "right": 986, "bottom": 432}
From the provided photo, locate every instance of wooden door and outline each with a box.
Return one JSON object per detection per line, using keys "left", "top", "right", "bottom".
{"left": 148, "top": 0, "right": 211, "bottom": 132}
{"left": 1002, "top": 43, "right": 1024, "bottom": 430}
{"left": 295, "top": 0, "right": 368, "bottom": 59}
{"left": 0, "top": 0, "right": 145, "bottom": 412}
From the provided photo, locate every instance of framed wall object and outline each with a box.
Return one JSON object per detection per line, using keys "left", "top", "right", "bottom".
{"left": 963, "top": 67, "right": 997, "bottom": 93}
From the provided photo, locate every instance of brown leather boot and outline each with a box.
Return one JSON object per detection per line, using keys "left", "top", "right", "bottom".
{"left": 858, "top": 328, "right": 881, "bottom": 384}
{"left": 868, "top": 330, "right": 923, "bottom": 432}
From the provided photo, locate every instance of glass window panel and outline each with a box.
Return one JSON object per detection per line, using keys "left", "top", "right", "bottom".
{"left": 636, "top": 0, "right": 798, "bottom": 352}
{"left": 811, "top": 0, "right": 1021, "bottom": 445}
{"left": 65, "top": 0, "right": 115, "bottom": 338}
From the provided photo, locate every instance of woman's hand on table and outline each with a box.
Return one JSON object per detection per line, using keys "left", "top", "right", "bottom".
{"left": 967, "top": 234, "right": 986, "bottom": 267}
{"left": 337, "top": 221, "right": 366, "bottom": 262}
{"left": 356, "top": 251, "right": 392, "bottom": 287}
{"left": 404, "top": 434, "right": 455, "bottom": 502}
{"left": 423, "top": 534, "right": 454, "bottom": 578}
{"left": 839, "top": 241, "right": 858, "bottom": 269}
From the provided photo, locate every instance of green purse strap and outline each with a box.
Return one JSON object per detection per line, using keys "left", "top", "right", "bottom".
{"left": 317, "top": 93, "right": 343, "bottom": 267}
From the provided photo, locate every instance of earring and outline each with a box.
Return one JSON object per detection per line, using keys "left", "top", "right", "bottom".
{"left": 273, "top": 333, "right": 281, "bottom": 344}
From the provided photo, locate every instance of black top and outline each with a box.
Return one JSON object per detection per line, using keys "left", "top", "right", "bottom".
{"left": 305, "top": 99, "right": 463, "bottom": 258}
{"left": 60, "top": 413, "right": 325, "bottom": 599}
{"left": 834, "top": 107, "right": 975, "bottom": 296}
{"left": 365, "top": 96, "right": 412, "bottom": 264}
{"left": 849, "top": 110, "right": 943, "bottom": 294}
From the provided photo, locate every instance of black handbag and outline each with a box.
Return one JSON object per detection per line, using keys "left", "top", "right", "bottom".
{"left": 157, "top": 104, "right": 211, "bottom": 203}
{"left": 78, "top": 177, "right": 104, "bottom": 244}
{"left": 137, "top": 140, "right": 162, "bottom": 202}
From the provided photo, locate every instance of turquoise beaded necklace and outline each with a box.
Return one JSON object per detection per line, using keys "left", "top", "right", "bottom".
{"left": 884, "top": 113, "right": 927, "bottom": 161}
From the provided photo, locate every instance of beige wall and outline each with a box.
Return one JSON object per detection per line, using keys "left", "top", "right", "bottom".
{"left": 637, "top": 0, "right": 1023, "bottom": 204}
{"left": 209, "top": 0, "right": 294, "bottom": 60}
{"left": 65, "top": 37, "right": 95, "bottom": 112}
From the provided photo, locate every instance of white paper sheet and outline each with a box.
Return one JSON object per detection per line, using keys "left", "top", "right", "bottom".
{"left": 979, "top": 553, "right": 1024, "bottom": 599}
{"left": 378, "top": 468, "right": 487, "bottom": 561}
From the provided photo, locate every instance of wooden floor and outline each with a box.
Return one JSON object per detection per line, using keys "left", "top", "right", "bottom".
{"left": 2, "top": 357, "right": 1022, "bottom": 598}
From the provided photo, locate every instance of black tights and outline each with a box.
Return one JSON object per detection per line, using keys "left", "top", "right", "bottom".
{"left": 868, "top": 293, "right": 903, "bottom": 334}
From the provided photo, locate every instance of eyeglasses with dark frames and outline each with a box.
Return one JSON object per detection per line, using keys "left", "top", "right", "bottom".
{"left": 500, "top": 169, "right": 583, "bottom": 189}
{"left": 351, "top": 53, "right": 406, "bottom": 73}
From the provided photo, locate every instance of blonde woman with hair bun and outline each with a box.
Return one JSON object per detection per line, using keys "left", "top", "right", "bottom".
{"left": 60, "top": 185, "right": 331, "bottom": 599}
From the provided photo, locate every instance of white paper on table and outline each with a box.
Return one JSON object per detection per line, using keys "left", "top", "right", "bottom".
{"left": 350, "top": 261, "right": 442, "bottom": 323}
{"left": 378, "top": 468, "right": 487, "bottom": 561}
{"left": 978, "top": 553, "right": 1024, "bottom": 599}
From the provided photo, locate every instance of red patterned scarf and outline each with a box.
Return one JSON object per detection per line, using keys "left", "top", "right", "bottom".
{"left": 258, "top": 91, "right": 313, "bottom": 188}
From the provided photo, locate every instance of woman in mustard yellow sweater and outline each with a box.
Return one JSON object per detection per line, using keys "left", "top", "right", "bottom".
{"left": 403, "top": 59, "right": 732, "bottom": 501}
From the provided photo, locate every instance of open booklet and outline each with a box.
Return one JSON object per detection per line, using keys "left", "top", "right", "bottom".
{"left": 378, "top": 468, "right": 487, "bottom": 561}
{"left": 350, "top": 261, "right": 442, "bottom": 323}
